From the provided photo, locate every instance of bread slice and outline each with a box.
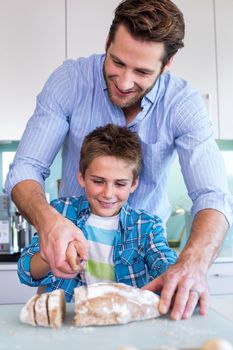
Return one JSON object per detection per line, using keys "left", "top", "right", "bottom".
{"left": 47, "top": 289, "right": 66, "bottom": 328}
{"left": 34, "top": 292, "right": 49, "bottom": 327}
{"left": 74, "top": 282, "right": 160, "bottom": 326}
{"left": 20, "top": 289, "right": 66, "bottom": 328}
{"left": 19, "top": 294, "right": 40, "bottom": 326}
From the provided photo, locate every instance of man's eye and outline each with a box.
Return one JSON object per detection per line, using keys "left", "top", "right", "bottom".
{"left": 137, "top": 70, "right": 149, "bottom": 76}
{"left": 113, "top": 60, "right": 124, "bottom": 67}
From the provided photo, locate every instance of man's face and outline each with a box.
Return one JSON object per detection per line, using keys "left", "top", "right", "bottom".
{"left": 104, "top": 24, "right": 167, "bottom": 110}
{"left": 78, "top": 155, "right": 138, "bottom": 217}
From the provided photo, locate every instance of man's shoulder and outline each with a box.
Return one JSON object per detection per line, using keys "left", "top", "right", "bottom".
{"left": 63, "top": 54, "right": 104, "bottom": 73}
{"left": 161, "top": 70, "right": 196, "bottom": 96}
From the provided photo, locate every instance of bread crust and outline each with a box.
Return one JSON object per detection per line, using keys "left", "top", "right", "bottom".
{"left": 34, "top": 292, "right": 49, "bottom": 327}
{"left": 19, "top": 294, "right": 40, "bottom": 326}
{"left": 48, "top": 289, "right": 66, "bottom": 328}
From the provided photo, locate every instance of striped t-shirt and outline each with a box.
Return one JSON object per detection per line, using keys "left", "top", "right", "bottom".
{"left": 84, "top": 213, "right": 119, "bottom": 284}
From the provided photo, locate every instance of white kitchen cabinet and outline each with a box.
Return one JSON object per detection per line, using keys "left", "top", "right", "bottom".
{"left": 0, "top": 0, "right": 65, "bottom": 141}
{"left": 171, "top": 0, "right": 219, "bottom": 138}
{"left": 0, "top": 263, "right": 37, "bottom": 304}
{"left": 208, "top": 261, "right": 233, "bottom": 295}
{"left": 66, "top": 0, "right": 119, "bottom": 58}
{"left": 214, "top": 0, "right": 233, "bottom": 139}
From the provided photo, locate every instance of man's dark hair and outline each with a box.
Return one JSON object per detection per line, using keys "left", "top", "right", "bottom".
{"left": 106, "top": 0, "right": 185, "bottom": 68}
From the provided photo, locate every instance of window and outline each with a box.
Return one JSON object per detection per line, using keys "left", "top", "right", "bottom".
{"left": 2, "top": 152, "right": 15, "bottom": 189}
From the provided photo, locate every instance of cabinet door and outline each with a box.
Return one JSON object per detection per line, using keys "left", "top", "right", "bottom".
{"left": 0, "top": 0, "right": 65, "bottom": 141}
{"left": 215, "top": 0, "right": 233, "bottom": 139}
{"left": 171, "top": 0, "right": 219, "bottom": 138}
{"left": 67, "top": 0, "right": 119, "bottom": 58}
{"left": 208, "top": 262, "right": 233, "bottom": 295}
{"left": 0, "top": 268, "right": 37, "bottom": 304}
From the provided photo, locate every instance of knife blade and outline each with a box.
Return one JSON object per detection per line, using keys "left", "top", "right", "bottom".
{"left": 80, "top": 259, "right": 88, "bottom": 296}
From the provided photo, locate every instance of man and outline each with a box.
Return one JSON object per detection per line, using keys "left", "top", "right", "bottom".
{"left": 5, "top": 0, "right": 232, "bottom": 320}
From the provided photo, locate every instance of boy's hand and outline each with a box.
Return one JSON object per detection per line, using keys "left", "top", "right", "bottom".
{"left": 66, "top": 241, "right": 88, "bottom": 273}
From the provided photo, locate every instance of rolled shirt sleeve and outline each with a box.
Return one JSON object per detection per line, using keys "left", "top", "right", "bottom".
{"left": 144, "top": 216, "right": 177, "bottom": 281}
{"left": 174, "top": 92, "right": 233, "bottom": 226}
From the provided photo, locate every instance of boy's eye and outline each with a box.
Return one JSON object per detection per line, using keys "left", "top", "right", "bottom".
{"left": 93, "top": 179, "right": 103, "bottom": 184}
{"left": 116, "top": 182, "right": 126, "bottom": 187}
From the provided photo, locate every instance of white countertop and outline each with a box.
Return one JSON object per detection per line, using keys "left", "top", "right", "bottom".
{"left": 0, "top": 304, "right": 233, "bottom": 350}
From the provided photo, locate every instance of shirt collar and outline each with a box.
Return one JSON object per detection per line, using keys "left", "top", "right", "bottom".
{"left": 77, "top": 195, "right": 131, "bottom": 228}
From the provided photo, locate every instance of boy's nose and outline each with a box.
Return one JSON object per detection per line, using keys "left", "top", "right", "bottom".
{"left": 103, "top": 184, "right": 113, "bottom": 199}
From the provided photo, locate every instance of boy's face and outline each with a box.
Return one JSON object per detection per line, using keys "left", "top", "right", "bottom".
{"left": 78, "top": 155, "right": 138, "bottom": 217}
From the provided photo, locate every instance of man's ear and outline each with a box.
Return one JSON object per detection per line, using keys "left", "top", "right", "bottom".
{"left": 105, "top": 35, "right": 110, "bottom": 52}
{"left": 130, "top": 177, "right": 139, "bottom": 194}
{"left": 77, "top": 172, "right": 85, "bottom": 188}
{"left": 161, "top": 56, "right": 174, "bottom": 74}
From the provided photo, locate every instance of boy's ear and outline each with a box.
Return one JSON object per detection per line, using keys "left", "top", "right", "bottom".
{"left": 130, "top": 177, "right": 139, "bottom": 193}
{"left": 77, "top": 172, "right": 85, "bottom": 188}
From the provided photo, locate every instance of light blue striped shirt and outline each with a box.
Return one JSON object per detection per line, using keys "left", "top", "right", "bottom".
{"left": 5, "top": 54, "right": 233, "bottom": 224}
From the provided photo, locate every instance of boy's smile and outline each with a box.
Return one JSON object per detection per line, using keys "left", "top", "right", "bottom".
{"left": 78, "top": 155, "right": 138, "bottom": 217}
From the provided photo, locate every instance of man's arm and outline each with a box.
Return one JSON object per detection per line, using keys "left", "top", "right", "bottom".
{"left": 12, "top": 180, "right": 88, "bottom": 278}
{"left": 143, "top": 208, "right": 229, "bottom": 320}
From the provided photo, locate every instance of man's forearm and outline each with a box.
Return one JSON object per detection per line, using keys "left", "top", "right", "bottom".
{"left": 178, "top": 208, "right": 229, "bottom": 272}
{"left": 11, "top": 180, "right": 58, "bottom": 233}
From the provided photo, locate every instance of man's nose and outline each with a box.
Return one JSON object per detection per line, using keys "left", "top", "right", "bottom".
{"left": 117, "top": 70, "right": 134, "bottom": 92}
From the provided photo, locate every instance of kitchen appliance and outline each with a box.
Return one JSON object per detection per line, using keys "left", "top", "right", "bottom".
{"left": 0, "top": 194, "right": 32, "bottom": 256}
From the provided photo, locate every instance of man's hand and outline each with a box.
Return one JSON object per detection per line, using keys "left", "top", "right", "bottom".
{"left": 39, "top": 211, "right": 88, "bottom": 279}
{"left": 143, "top": 260, "right": 209, "bottom": 320}
{"left": 143, "top": 209, "right": 228, "bottom": 320}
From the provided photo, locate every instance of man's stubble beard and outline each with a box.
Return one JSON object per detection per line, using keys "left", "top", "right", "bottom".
{"left": 103, "top": 64, "right": 159, "bottom": 109}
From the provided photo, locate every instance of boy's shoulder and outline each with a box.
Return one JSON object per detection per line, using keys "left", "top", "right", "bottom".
{"left": 122, "top": 203, "right": 163, "bottom": 226}
{"left": 50, "top": 195, "right": 89, "bottom": 220}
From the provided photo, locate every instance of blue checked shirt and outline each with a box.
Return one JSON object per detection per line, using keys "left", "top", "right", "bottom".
{"left": 5, "top": 54, "right": 233, "bottom": 224}
{"left": 17, "top": 196, "right": 177, "bottom": 302}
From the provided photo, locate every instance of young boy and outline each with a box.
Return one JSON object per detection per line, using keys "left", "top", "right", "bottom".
{"left": 18, "top": 124, "right": 177, "bottom": 302}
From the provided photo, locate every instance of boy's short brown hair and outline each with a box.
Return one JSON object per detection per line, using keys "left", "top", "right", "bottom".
{"left": 79, "top": 124, "right": 142, "bottom": 182}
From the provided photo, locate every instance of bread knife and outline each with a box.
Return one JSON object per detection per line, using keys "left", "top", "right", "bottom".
{"left": 80, "top": 259, "right": 88, "bottom": 296}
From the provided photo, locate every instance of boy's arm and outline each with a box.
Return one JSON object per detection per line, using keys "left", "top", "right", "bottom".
{"left": 30, "top": 253, "right": 51, "bottom": 280}
{"left": 145, "top": 218, "right": 177, "bottom": 279}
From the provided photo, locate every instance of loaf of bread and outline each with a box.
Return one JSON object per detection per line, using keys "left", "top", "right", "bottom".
{"left": 74, "top": 282, "right": 160, "bottom": 326}
{"left": 19, "top": 289, "right": 66, "bottom": 328}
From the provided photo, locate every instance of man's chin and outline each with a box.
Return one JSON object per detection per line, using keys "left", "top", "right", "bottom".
{"left": 108, "top": 94, "right": 140, "bottom": 109}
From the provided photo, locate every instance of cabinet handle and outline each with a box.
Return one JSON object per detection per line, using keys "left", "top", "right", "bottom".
{"left": 211, "top": 273, "right": 233, "bottom": 278}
